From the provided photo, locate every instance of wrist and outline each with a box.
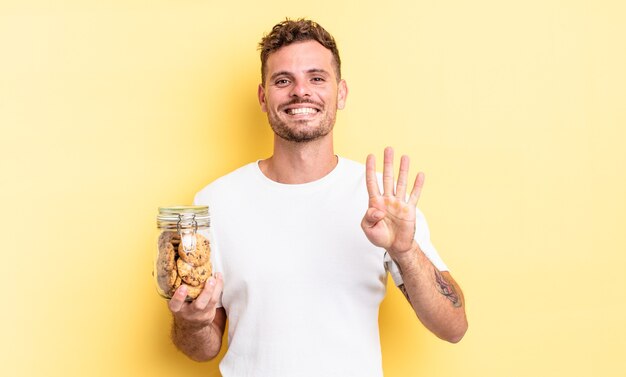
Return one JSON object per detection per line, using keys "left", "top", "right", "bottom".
{"left": 388, "top": 241, "right": 421, "bottom": 270}
{"left": 173, "top": 316, "right": 212, "bottom": 333}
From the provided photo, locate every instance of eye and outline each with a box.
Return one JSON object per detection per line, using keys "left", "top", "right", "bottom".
{"left": 274, "top": 78, "right": 291, "bottom": 87}
{"left": 311, "top": 77, "right": 325, "bottom": 83}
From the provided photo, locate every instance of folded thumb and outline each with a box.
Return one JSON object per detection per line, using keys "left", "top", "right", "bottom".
{"left": 363, "top": 208, "right": 385, "bottom": 227}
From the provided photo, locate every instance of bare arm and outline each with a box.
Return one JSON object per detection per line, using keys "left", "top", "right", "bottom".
{"left": 168, "top": 273, "right": 226, "bottom": 361}
{"left": 394, "top": 241, "right": 467, "bottom": 343}
{"left": 361, "top": 147, "right": 468, "bottom": 343}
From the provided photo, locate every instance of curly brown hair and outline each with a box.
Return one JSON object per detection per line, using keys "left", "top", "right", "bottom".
{"left": 258, "top": 18, "right": 341, "bottom": 85}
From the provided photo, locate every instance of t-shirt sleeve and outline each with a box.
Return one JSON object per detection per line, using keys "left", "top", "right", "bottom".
{"left": 385, "top": 207, "right": 449, "bottom": 286}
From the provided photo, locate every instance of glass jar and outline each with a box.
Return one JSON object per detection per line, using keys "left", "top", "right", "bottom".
{"left": 155, "top": 205, "right": 211, "bottom": 301}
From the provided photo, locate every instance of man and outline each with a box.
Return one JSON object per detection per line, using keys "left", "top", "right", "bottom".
{"left": 167, "top": 19, "right": 467, "bottom": 376}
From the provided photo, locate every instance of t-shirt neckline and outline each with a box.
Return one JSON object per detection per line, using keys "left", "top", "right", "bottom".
{"left": 252, "top": 156, "right": 345, "bottom": 191}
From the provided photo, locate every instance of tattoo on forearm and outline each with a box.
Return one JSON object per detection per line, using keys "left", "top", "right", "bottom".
{"left": 434, "top": 269, "right": 462, "bottom": 307}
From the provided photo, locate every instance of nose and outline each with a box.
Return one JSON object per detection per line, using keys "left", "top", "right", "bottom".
{"left": 290, "top": 78, "right": 311, "bottom": 98}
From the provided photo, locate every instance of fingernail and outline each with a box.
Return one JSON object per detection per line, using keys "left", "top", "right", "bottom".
{"left": 216, "top": 272, "right": 223, "bottom": 280}
{"left": 208, "top": 277, "right": 216, "bottom": 286}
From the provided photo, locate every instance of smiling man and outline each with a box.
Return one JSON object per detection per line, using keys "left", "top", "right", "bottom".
{"left": 166, "top": 19, "right": 467, "bottom": 377}
{"left": 259, "top": 38, "right": 346, "bottom": 145}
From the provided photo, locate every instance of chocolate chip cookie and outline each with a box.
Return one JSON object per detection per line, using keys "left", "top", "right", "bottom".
{"left": 177, "top": 233, "right": 210, "bottom": 266}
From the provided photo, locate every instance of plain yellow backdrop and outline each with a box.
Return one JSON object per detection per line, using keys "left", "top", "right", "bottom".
{"left": 1, "top": 0, "right": 625, "bottom": 376}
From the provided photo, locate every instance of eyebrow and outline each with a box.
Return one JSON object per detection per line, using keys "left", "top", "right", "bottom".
{"left": 269, "top": 68, "right": 330, "bottom": 82}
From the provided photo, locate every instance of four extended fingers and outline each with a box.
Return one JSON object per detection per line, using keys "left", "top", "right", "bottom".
{"left": 370, "top": 147, "right": 423, "bottom": 204}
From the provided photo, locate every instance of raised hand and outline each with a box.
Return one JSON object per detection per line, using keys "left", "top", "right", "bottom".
{"left": 361, "top": 147, "right": 424, "bottom": 257}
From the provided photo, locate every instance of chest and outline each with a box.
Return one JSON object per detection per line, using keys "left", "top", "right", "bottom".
{"left": 212, "top": 189, "right": 387, "bottom": 310}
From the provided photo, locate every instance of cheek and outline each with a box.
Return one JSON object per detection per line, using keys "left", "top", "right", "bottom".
{"left": 261, "top": 94, "right": 276, "bottom": 113}
{"left": 264, "top": 92, "right": 284, "bottom": 112}
{"left": 322, "top": 87, "right": 339, "bottom": 106}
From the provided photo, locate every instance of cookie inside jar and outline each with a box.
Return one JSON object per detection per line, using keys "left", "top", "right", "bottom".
{"left": 155, "top": 206, "right": 211, "bottom": 301}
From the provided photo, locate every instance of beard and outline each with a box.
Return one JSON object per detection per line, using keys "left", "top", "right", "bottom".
{"left": 267, "top": 99, "right": 337, "bottom": 143}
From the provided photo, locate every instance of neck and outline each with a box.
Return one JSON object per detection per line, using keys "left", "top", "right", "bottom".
{"left": 259, "top": 133, "right": 337, "bottom": 184}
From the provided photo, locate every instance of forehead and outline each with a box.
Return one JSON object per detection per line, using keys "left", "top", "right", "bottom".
{"left": 265, "top": 40, "right": 336, "bottom": 77}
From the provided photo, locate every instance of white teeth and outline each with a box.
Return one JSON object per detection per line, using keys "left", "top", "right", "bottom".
{"left": 287, "top": 107, "right": 317, "bottom": 115}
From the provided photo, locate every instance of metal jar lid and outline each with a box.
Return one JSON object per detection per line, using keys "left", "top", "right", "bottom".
{"left": 156, "top": 205, "right": 210, "bottom": 230}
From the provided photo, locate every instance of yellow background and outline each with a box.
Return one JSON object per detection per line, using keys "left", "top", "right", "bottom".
{"left": 1, "top": 0, "right": 625, "bottom": 376}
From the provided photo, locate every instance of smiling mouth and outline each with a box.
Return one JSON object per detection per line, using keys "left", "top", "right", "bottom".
{"left": 285, "top": 107, "right": 319, "bottom": 115}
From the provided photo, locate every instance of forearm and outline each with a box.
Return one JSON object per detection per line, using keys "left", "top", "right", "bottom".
{"left": 392, "top": 241, "right": 468, "bottom": 343}
{"left": 171, "top": 317, "right": 223, "bottom": 361}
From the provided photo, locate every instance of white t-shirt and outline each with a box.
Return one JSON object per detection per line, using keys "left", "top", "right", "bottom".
{"left": 194, "top": 157, "right": 447, "bottom": 377}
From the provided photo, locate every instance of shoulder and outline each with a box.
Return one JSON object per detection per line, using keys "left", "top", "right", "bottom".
{"left": 330, "top": 157, "right": 371, "bottom": 194}
{"left": 337, "top": 155, "right": 383, "bottom": 186}
{"left": 338, "top": 156, "right": 366, "bottom": 172}
{"left": 337, "top": 156, "right": 368, "bottom": 180}
{"left": 193, "top": 162, "right": 258, "bottom": 204}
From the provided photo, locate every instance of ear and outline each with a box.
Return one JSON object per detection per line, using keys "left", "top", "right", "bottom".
{"left": 337, "top": 79, "right": 348, "bottom": 110}
{"left": 258, "top": 83, "right": 268, "bottom": 113}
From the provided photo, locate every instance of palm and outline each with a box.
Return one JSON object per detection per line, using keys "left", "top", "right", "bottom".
{"left": 361, "top": 147, "right": 424, "bottom": 256}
